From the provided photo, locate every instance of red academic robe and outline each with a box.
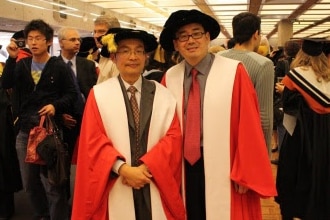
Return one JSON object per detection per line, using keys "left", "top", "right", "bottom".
{"left": 71, "top": 79, "right": 185, "bottom": 220}
{"left": 163, "top": 56, "right": 277, "bottom": 220}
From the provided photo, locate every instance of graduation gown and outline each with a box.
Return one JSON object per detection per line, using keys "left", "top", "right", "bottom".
{"left": 163, "top": 56, "right": 277, "bottom": 220}
{"left": 276, "top": 67, "right": 330, "bottom": 219}
{"left": 71, "top": 77, "right": 185, "bottom": 220}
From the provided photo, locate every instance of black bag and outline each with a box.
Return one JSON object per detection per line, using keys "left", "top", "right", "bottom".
{"left": 36, "top": 116, "right": 70, "bottom": 186}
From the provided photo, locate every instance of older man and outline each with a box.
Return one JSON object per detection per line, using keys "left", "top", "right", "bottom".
{"left": 72, "top": 28, "right": 185, "bottom": 220}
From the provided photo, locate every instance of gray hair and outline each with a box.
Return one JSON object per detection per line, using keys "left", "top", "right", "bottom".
{"left": 94, "top": 15, "right": 120, "bottom": 29}
{"left": 57, "top": 27, "right": 79, "bottom": 41}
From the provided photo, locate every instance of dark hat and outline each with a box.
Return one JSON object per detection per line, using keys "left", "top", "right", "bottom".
{"left": 159, "top": 9, "right": 220, "bottom": 51}
{"left": 77, "top": 37, "right": 98, "bottom": 58}
{"left": 302, "top": 38, "right": 325, "bottom": 56}
{"left": 12, "top": 30, "right": 25, "bottom": 39}
{"left": 101, "top": 28, "right": 158, "bottom": 53}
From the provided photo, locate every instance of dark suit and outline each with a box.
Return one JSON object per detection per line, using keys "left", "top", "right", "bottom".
{"left": 59, "top": 56, "right": 97, "bottom": 158}
{"left": 118, "top": 76, "right": 155, "bottom": 220}
{"left": 59, "top": 55, "right": 97, "bottom": 201}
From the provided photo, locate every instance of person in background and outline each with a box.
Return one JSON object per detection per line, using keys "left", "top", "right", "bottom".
{"left": 219, "top": 12, "right": 274, "bottom": 156}
{"left": 271, "top": 40, "right": 301, "bottom": 164}
{"left": 77, "top": 36, "right": 100, "bottom": 76}
{"left": 57, "top": 27, "right": 97, "bottom": 207}
{"left": 275, "top": 39, "right": 330, "bottom": 220}
{"left": 72, "top": 28, "right": 185, "bottom": 220}
{"left": 1, "top": 19, "right": 76, "bottom": 220}
{"left": 160, "top": 9, "right": 276, "bottom": 220}
{"left": 93, "top": 15, "right": 121, "bottom": 84}
{"left": 11, "top": 30, "right": 32, "bottom": 62}
{"left": 0, "top": 47, "right": 22, "bottom": 220}
{"left": 57, "top": 27, "right": 97, "bottom": 162}
{"left": 143, "top": 45, "right": 167, "bottom": 82}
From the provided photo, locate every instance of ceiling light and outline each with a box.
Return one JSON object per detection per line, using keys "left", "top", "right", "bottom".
{"left": 7, "top": 0, "right": 45, "bottom": 10}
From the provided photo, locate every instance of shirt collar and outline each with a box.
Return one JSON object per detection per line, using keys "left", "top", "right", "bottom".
{"left": 122, "top": 75, "right": 142, "bottom": 93}
{"left": 185, "top": 53, "right": 213, "bottom": 76}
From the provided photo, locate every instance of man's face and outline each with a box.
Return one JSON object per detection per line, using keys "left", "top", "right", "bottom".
{"left": 59, "top": 30, "right": 81, "bottom": 55}
{"left": 173, "top": 23, "right": 210, "bottom": 66}
{"left": 93, "top": 23, "right": 108, "bottom": 48}
{"left": 26, "top": 30, "right": 51, "bottom": 57}
{"left": 113, "top": 38, "right": 146, "bottom": 82}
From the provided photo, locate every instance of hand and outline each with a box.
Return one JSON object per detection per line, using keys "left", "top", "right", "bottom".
{"left": 119, "top": 164, "right": 152, "bottom": 189}
{"left": 38, "top": 104, "right": 55, "bottom": 116}
{"left": 234, "top": 182, "right": 249, "bottom": 194}
{"left": 275, "top": 82, "right": 285, "bottom": 94}
{"left": 6, "top": 38, "right": 20, "bottom": 59}
{"left": 62, "top": 113, "right": 77, "bottom": 129}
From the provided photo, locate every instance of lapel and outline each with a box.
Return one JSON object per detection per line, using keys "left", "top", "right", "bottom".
{"left": 139, "top": 78, "right": 155, "bottom": 137}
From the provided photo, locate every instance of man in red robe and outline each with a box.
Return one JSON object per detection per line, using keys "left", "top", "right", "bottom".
{"left": 71, "top": 28, "right": 185, "bottom": 220}
{"left": 160, "top": 9, "right": 277, "bottom": 220}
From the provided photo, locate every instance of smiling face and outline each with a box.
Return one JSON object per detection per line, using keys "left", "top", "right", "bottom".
{"left": 113, "top": 38, "right": 147, "bottom": 84}
{"left": 173, "top": 23, "right": 210, "bottom": 66}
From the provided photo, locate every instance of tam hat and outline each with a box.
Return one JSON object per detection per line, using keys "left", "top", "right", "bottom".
{"left": 302, "top": 38, "right": 325, "bottom": 56}
{"left": 159, "top": 9, "right": 220, "bottom": 51}
{"left": 12, "top": 30, "right": 25, "bottom": 40}
{"left": 77, "top": 37, "right": 98, "bottom": 58}
{"left": 101, "top": 28, "right": 158, "bottom": 54}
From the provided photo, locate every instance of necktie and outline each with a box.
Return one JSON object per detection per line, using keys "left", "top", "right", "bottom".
{"left": 128, "top": 86, "right": 140, "bottom": 165}
{"left": 67, "top": 60, "right": 84, "bottom": 115}
{"left": 184, "top": 68, "right": 201, "bottom": 165}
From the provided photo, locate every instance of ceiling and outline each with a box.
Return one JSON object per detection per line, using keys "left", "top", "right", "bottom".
{"left": 78, "top": 0, "right": 330, "bottom": 40}
{"left": 1, "top": 0, "right": 330, "bottom": 43}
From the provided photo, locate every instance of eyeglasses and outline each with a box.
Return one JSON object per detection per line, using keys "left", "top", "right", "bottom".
{"left": 93, "top": 30, "right": 107, "bottom": 36}
{"left": 62, "top": 38, "right": 82, "bottom": 43}
{"left": 176, "top": 32, "right": 205, "bottom": 42}
{"left": 27, "top": 37, "right": 46, "bottom": 43}
{"left": 116, "top": 49, "right": 145, "bottom": 57}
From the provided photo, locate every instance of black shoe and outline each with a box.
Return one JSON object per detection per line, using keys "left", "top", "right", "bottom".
{"left": 271, "top": 159, "right": 278, "bottom": 165}
{"left": 271, "top": 146, "right": 279, "bottom": 153}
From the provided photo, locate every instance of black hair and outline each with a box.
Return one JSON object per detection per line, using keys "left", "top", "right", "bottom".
{"left": 24, "top": 19, "right": 54, "bottom": 41}
{"left": 232, "top": 12, "right": 261, "bottom": 44}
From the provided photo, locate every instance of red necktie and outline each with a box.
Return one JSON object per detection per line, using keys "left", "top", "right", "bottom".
{"left": 184, "top": 68, "right": 201, "bottom": 165}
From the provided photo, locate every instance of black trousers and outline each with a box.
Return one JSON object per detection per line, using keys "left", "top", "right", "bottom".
{"left": 185, "top": 150, "right": 206, "bottom": 220}
{"left": 0, "top": 191, "right": 14, "bottom": 218}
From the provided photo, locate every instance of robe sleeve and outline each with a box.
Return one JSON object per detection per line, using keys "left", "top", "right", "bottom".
{"left": 71, "top": 89, "right": 124, "bottom": 220}
{"left": 140, "top": 113, "right": 185, "bottom": 220}
{"left": 230, "top": 63, "right": 277, "bottom": 196}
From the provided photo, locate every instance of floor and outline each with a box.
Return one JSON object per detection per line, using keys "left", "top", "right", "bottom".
{"left": 261, "top": 150, "right": 282, "bottom": 220}
{"left": 9, "top": 156, "right": 282, "bottom": 220}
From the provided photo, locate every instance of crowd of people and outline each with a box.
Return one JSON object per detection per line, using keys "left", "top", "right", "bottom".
{"left": 0, "top": 8, "right": 329, "bottom": 220}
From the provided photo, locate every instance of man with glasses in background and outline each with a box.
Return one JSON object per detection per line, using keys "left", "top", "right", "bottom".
{"left": 93, "top": 15, "right": 121, "bottom": 84}
{"left": 1, "top": 19, "right": 76, "bottom": 220}
{"left": 160, "top": 9, "right": 276, "bottom": 220}
{"left": 57, "top": 27, "right": 97, "bottom": 208}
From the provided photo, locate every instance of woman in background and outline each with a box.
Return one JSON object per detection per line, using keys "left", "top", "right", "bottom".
{"left": 275, "top": 39, "right": 330, "bottom": 220}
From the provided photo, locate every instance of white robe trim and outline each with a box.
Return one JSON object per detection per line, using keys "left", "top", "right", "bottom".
{"left": 94, "top": 78, "right": 176, "bottom": 220}
{"left": 165, "top": 56, "right": 240, "bottom": 220}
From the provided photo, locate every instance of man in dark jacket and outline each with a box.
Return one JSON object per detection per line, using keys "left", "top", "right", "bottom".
{"left": 1, "top": 19, "right": 76, "bottom": 220}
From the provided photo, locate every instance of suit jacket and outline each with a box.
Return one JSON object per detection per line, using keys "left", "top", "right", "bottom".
{"left": 75, "top": 56, "right": 97, "bottom": 100}
{"left": 118, "top": 76, "right": 155, "bottom": 219}
{"left": 59, "top": 56, "right": 97, "bottom": 102}
{"left": 59, "top": 56, "right": 97, "bottom": 157}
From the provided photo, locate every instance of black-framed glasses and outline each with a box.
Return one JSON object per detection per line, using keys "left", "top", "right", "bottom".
{"left": 116, "top": 49, "right": 145, "bottom": 57}
{"left": 176, "top": 32, "right": 205, "bottom": 42}
{"left": 63, "top": 38, "right": 82, "bottom": 43}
